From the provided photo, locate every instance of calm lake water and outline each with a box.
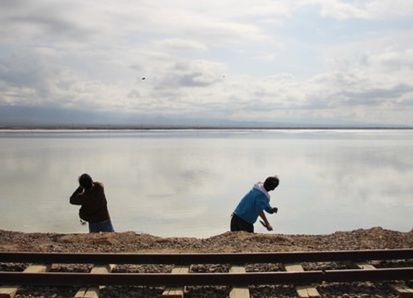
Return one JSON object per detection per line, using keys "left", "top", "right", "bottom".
{"left": 0, "top": 129, "right": 412, "bottom": 237}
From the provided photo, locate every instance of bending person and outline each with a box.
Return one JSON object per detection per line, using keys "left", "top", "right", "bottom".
{"left": 231, "top": 176, "right": 279, "bottom": 233}
{"left": 70, "top": 173, "right": 114, "bottom": 233}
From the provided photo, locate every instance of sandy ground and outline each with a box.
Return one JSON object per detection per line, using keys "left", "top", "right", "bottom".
{"left": 0, "top": 227, "right": 412, "bottom": 297}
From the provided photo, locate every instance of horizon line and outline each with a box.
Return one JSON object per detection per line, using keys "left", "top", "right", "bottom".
{"left": 1, "top": 125, "right": 413, "bottom": 130}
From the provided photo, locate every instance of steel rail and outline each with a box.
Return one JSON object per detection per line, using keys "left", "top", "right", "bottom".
{"left": 0, "top": 268, "right": 412, "bottom": 286}
{"left": 0, "top": 249, "right": 412, "bottom": 265}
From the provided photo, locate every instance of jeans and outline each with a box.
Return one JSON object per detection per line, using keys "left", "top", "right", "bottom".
{"left": 88, "top": 219, "right": 115, "bottom": 233}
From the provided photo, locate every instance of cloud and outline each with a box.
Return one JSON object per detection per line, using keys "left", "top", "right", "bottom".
{"left": 302, "top": 0, "right": 413, "bottom": 20}
{"left": 0, "top": 0, "right": 413, "bottom": 126}
{"left": 155, "top": 39, "right": 208, "bottom": 52}
{"left": 0, "top": 1, "right": 99, "bottom": 45}
{"left": 337, "top": 84, "right": 413, "bottom": 106}
{"left": 154, "top": 60, "right": 226, "bottom": 89}
{"left": 364, "top": 1, "right": 413, "bottom": 19}
{"left": 2, "top": 43, "right": 413, "bottom": 125}
{"left": 365, "top": 49, "right": 413, "bottom": 72}
{"left": 310, "top": 0, "right": 369, "bottom": 20}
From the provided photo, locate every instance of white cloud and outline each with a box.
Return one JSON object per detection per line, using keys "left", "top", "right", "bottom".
{"left": 0, "top": 0, "right": 412, "bottom": 126}
{"left": 155, "top": 39, "right": 208, "bottom": 52}
{"left": 302, "top": 0, "right": 413, "bottom": 20}
{"left": 364, "top": 0, "right": 413, "bottom": 18}
{"left": 313, "top": 0, "right": 369, "bottom": 20}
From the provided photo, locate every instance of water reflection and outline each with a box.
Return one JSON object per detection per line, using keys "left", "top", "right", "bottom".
{"left": 0, "top": 130, "right": 412, "bottom": 237}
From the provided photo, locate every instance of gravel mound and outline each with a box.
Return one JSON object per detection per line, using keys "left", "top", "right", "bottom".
{"left": 1, "top": 226, "right": 412, "bottom": 253}
{"left": 0, "top": 227, "right": 412, "bottom": 297}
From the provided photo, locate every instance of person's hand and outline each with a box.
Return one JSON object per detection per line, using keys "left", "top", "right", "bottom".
{"left": 270, "top": 207, "right": 278, "bottom": 214}
{"left": 259, "top": 220, "right": 273, "bottom": 231}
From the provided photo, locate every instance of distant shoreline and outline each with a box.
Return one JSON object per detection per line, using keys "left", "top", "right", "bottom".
{"left": 1, "top": 126, "right": 413, "bottom": 130}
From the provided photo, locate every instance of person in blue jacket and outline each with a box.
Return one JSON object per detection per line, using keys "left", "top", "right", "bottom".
{"left": 231, "top": 176, "right": 279, "bottom": 233}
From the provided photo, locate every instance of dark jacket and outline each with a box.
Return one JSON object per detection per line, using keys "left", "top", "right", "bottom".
{"left": 70, "top": 182, "right": 110, "bottom": 223}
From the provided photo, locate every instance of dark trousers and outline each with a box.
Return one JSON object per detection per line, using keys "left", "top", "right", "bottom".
{"left": 230, "top": 213, "right": 254, "bottom": 233}
{"left": 88, "top": 219, "right": 115, "bottom": 233}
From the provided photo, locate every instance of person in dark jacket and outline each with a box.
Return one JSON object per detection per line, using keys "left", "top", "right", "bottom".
{"left": 231, "top": 176, "right": 279, "bottom": 233}
{"left": 70, "top": 173, "right": 114, "bottom": 233}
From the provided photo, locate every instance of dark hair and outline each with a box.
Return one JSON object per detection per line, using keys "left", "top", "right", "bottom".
{"left": 264, "top": 176, "right": 279, "bottom": 191}
{"left": 79, "top": 173, "right": 93, "bottom": 189}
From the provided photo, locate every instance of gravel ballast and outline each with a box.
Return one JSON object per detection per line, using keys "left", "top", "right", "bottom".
{"left": 0, "top": 227, "right": 412, "bottom": 297}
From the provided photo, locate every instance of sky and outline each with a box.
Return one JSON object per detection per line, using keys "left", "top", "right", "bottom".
{"left": 1, "top": 0, "right": 413, "bottom": 127}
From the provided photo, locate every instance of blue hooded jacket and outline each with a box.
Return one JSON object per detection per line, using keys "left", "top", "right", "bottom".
{"left": 233, "top": 182, "right": 273, "bottom": 224}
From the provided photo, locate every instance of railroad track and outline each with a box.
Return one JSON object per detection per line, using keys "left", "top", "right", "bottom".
{"left": 1, "top": 249, "right": 412, "bottom": 297}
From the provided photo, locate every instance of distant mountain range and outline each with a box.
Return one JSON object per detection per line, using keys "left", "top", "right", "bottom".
{"left": 0, "top": 105, "right": 412, "bottom": 129}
